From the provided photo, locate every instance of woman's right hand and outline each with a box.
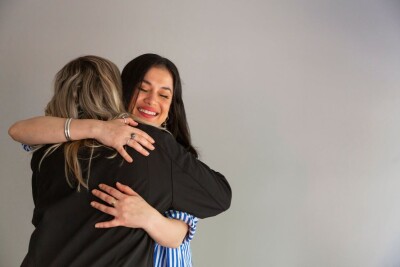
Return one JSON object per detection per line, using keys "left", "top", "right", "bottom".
{"left": 91, "top": 182, "right": 159, "bottom": 229}
{"left": 94, "top": 118, "right": 155, "bottom": 163}
{"left": 91, "top": 182, "right": 190, "bottom": 248}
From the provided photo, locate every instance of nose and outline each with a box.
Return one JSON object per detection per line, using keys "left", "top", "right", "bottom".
{"left": 144, "top": 91, "right": 156, "bottom": 105}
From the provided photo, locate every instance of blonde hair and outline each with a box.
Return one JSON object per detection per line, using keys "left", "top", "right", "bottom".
{"left": 41, "top": 55, "right": 127, "bottom": 190}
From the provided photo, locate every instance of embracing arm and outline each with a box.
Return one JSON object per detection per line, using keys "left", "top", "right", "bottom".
{"left": 8, "top": 116, "right": 155, "bottom": 162}
{"left": 91, "top": 183, "right": 188, "bottom": 248}
{"left": 156, "top": 132, "right": 232, "bottom": 218}
{"left": 172, "top": 161, "right": 232, "bottom": 219}
{"left": 9, "top": 116, "right": 101, "bottom": 145}
{"left": 143, "top": 209, "right": 189, "bottom": 248}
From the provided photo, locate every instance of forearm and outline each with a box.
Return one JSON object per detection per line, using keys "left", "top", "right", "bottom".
{"left": 144, "top": 211, "right": 188, "bottom": 248}
{"left": 91, "top": 183, "right": 189, "bottom": 247}
{"left": 8, "top": 116, "right": 101, "bottom": 145}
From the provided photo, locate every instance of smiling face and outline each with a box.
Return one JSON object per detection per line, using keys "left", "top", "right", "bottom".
{"left": 128, "top": 67, "right": 173, "bottom": 127}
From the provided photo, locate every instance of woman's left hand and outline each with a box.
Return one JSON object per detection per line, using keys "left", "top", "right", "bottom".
{"left": 94, "top": 118, "right": 155, "bottom": 163}
{"left": 91, "top": 182, "right": 158, "bottom": 229}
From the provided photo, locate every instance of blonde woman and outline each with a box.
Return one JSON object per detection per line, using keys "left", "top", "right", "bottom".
{"left": 13, "top": 55, "right": 231, "bottom": 266}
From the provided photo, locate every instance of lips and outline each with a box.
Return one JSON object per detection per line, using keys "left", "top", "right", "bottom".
{"left": 138, "top": 107, "right": 158, "bottom": 118}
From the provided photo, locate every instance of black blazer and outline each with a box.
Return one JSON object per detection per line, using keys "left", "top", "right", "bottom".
{"left": 22, "top": 123, "right": 231, "bottom": 267}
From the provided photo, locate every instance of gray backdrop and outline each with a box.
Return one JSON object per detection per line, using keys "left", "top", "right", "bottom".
{"left": 1, "top": 1, "right": 400, "bottom": 266}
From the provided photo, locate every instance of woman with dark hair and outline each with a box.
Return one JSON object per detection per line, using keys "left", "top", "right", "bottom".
{"left": 9, "top": 54, "right": 230, "bottom": 266}
{"left": 122, "top": 54, "right": 197, "bottom": 157}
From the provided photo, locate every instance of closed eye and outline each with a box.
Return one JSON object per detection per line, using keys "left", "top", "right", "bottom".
{"left": 160, "top": 94, "right": 169, "bottom": 99}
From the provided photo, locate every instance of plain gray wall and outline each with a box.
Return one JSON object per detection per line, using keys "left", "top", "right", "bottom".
{"left": 1, "top": 0, "right": 400, "bottom": 266}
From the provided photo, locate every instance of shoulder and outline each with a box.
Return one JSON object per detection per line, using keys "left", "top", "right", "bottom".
{"left": 31, "top": 144, "right": 60, "bottom": 161}
{"left": 136, "top": 123, "right": 174, "bottom": 141}
{"left": 136, "top": 124, "right": 179, "bottom": 152}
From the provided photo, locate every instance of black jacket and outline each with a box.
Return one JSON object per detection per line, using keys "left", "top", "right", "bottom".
{"left": 22, "top": 124, "right": 231, "bottom": 267}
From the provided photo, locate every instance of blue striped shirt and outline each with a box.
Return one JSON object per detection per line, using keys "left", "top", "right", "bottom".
{"left": 155, "top": 210, "right": 198, "bottom": 267}
{"left": 22, "top": 144, "right": 199, "bottom": 267}
{"left": 22, "top": 144, "right": 33, "bottom": 152}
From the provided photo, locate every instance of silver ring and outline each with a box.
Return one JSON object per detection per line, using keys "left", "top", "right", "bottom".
{"left": 110, "top": 199, "right": 117, "bottom": 206}
{"left": 126, "top": 138, "right": 131, "bottom": 145}
{"left": 123, "top": 117, "right": 127, "bottom": 124}
{"left": 131, "top": 133, "right": 136, "bottom": 140}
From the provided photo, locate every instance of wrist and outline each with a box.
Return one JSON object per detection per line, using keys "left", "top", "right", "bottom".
{"left": 142, "top": 208, "right": 163, "bottom": 233}
{"left": 89, "top": 120, "right": 104, "bottom": 140}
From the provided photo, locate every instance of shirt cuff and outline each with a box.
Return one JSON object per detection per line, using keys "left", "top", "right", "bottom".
{"left": 164, "top": 210, "right": 199, "bottom": 242}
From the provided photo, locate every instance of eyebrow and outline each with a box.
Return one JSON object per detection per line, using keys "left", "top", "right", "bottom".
{"left": 142, "top": 79, "right": 172, "bottom": 92}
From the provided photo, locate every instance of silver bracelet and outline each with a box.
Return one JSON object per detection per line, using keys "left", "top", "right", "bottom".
{"left": 64, "top": 118, "right": 73, "bottom": 141}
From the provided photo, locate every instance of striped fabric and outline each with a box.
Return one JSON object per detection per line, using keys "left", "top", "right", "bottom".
{"left": 22, "top": 144, "right": 199, "bottom": 267}
{"left": 154, "top": 210, "right": 199, "bottom": 267}
{"left": 22, "top": 144, "right": 33, "bottom": 152}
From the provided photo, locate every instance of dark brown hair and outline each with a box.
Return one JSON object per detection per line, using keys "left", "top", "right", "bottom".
{"left": 121, "top": 54, "right": 198, "bottom": 157}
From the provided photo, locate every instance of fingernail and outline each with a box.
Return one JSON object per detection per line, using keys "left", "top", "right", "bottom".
{"left": 99, "top": 184, "right": 104, "bottom": 188}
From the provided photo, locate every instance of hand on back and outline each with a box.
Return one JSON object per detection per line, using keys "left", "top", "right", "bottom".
{"left": 95, "top": 118, "right": 155, "bottom": 162}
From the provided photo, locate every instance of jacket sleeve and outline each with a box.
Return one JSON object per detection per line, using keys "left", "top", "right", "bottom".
{"left": 157, "top": 131, "right": 232, "bottom": 219}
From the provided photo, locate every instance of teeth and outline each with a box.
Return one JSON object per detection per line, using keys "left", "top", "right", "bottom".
{"left": 139, "top": 108, "right": 156, "bottom": 116}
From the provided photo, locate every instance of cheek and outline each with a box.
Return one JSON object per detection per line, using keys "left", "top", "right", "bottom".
{"left": 129, "top": 94, "right": 142, "bottom": 112}
{"left": 163, "top": 102, "right": 172, "bottom": 115}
